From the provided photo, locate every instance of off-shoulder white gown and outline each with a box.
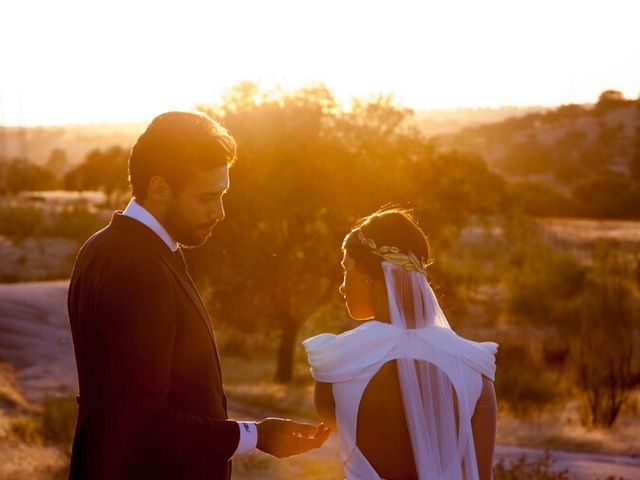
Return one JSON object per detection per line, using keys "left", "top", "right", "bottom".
{"left": 304, "top": 321, "right": 497, "bottom": 480}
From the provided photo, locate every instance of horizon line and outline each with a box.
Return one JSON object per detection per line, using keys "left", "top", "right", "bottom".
{"left": 0, "top": 99, "right": 607, "bottom": 129}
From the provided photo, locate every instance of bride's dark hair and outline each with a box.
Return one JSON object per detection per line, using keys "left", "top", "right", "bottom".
{"left": 342, "top": 207, "right": 431, "bottom": 281}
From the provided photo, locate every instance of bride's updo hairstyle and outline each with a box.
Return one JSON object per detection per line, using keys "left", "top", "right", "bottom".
{"left": 342, "top": 207, "right": 431, "bottom": 281}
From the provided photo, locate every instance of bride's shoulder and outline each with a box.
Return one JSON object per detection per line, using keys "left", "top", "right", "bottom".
{"left": 454, "top": 335, "right": 499, "bottom": 380}
{"left": 302, "top": 321, "right": 394, "bottom": 381}
{"left": 303, "top": 321, "right": 388, "bottom": 353}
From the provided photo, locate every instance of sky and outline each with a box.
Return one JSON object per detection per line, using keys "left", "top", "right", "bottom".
{"left": 1, "top": 0, "right": 639, "bottom": 126}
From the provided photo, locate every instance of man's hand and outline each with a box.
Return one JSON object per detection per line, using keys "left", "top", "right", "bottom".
{"left": 256, "top": 418, "right": 330, "bottom": 458}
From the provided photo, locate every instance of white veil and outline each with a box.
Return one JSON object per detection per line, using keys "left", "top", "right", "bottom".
{"left": 382, "top": 261, "right": 479, "bottom": 480}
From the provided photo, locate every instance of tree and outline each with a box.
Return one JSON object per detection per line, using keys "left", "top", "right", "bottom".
{"left": 410, "top": 148, "right": 507, "bottom": 242}
{"left": 551, "top": 129, "right": 587, "bottom": 181}
{"left": 571, "top": 276, "right": 639, "bottom": 427}
{"left": 195, "top": 84, "right": 348, "bottom": 382}
{"left": 553, "top": 103, "right": 586, "bottom": 121}
{"left": 0, "top": 158, "right": 58, "bottom": 194}
{"left": 497, "top": 134, "right": 554, "bottom": 175}
{"left": 631, "top": 126, "right": 640, "bottom": 181}
{"left": 594, "top": 89, "right": 630, "bottom": 115}
{"left": 46, "top": 148, "right": 69, "bottom": 177}
{"left": 509, "top": 181, "right": 576, "bottom": 217}
{"left": 571, "top": 174, "right": 640, "bottom": 218}
{"left": 190, "top": 83, "right": 508, "bottom": 383}
{"left": 63, "top": 146, "right": 129, "bottom": 206}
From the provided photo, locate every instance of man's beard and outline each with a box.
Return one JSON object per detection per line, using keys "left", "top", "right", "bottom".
{"left": 164, "top": 204, "right": 215, "bottom": 248}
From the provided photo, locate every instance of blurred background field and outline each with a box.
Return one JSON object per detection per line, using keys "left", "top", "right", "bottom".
{"left": 2, "top": 74, "right": 640, "bottom": 480}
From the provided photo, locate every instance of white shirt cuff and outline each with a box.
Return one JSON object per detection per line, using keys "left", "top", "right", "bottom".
{"left": 233, "top": 421, "right": 258, "bottom": 456}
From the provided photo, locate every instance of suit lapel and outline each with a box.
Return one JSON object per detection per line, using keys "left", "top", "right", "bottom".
{"left": 159, "top": 252, "right": 216, "bottom": 344}
{"left": 110, "top": 213, "right": 218, "bottom": 347}
{"left": 162, "top": 252, "right": 227, "bottom": 399}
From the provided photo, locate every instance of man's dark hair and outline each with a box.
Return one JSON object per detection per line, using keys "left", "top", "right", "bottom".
{"left": 129, "top": 111, "right": 237, "bottom": 202}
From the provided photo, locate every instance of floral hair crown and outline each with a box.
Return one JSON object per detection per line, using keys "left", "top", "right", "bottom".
{"left": 357, "top": 230, "right": 427, "bottom": 276}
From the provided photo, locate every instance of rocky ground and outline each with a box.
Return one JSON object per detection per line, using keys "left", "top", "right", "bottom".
{"left": 0, "top": 236, "right": 78, "bottom": 283}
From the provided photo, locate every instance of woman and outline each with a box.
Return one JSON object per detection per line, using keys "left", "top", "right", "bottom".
{"left": 304, "top": 208, "right": 498, "bottom": 480}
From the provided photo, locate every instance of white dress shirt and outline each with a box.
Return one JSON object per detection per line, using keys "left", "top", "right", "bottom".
{"left": 122, "top": 198, "right": 258, "bottom": 456}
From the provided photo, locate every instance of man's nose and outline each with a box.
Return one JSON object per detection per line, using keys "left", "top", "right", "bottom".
{"left": 339, "top": 282, "right": 346, "bottom": 295}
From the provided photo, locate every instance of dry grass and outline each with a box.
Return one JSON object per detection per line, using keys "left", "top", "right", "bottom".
{"left": 496, "top": 401, "right": 640, "bottom": 456}
{"left": 0, "top": 363, "right": 30, "bottom": 412}
{"left": 232, "top": 442, "right": 343, "bottom": 480}
{"left": 538, "top": 218, "right": 640, "bottom": 245}
{"left": 223, "top": 351, "right": 640, "bottom": 478}
{"left": 223, "top": 350, "right": 640, "bottom": 458}
{"left": 0, "top": 442, "right": 67, "bottom": 480}
{"left": 0, "top": 363, "right": 69, "bottom": 480}
{"left": 222, "top": 350, "right": 345, "bottom": 479}
{"left": 223, "top": 355, "right": 317, "bottom": 420}
{"left": 222, "top": 345, "right": 345, "bottom": 479}
{"left": 0, "top": 236, "right": 78, "bottom": 283}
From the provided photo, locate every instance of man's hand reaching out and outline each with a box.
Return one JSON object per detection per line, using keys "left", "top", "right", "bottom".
{"left": 256, "top": 418, "right": 330, "bottom": 458}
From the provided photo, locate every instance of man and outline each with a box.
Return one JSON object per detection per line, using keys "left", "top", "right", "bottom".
{"left": 67, "top": 111, "right": 329, "bottom": 479}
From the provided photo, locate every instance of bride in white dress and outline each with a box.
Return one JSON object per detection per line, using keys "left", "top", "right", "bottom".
{"left": 304, "top": 208, "right": 498, "bottom": 480}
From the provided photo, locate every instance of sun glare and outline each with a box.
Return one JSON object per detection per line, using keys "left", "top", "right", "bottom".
{"left": 1, "top": 0, "right": 638, "bottom": 125}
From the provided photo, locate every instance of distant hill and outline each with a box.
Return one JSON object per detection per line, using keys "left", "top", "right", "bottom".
{"left": 412, "top": 105, "right": 549, "bottom": 136}
{"left": 432, "top": 90, "right": 640, "bottom": 218}
{"left": 0, "top": 122, "right": 146, "bottom": 170}
{"left": 0, "top": 106, "right": 551, "bottom": 169}
{"left": 437, "top": 92, "right": 640, "bottom": 183}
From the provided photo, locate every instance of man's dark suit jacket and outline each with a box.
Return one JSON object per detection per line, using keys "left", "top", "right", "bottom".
{"left": 67, "top": 212, "right": 239, "bottom": 479}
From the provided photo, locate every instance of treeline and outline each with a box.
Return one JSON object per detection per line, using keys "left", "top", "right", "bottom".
{"left": 0, "top": 146, "right": 129, "bottom": 205}
{"left": 3, "top": 90, "right": 640, "bottom": 220}
{"left": 446, "top": 90, "right": 640, "bottom": 219}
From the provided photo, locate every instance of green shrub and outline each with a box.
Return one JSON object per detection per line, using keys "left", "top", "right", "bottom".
{"left": 495, "top": 342, "right": 559, "bottom": 417}
{"left": 0, "top": 272, "right": 21, "bottom": 283}
{"left": 40, "top": 396, "right": 78, "bottom": 450}
{"left": 8, "top": 397, "right": 77, "bottom": 453}
{"left": 493, "top": 452, "right": 569, "bottom": 480}
{"left": 510, "top": 181, "right": 577, "bottom": 217}
{"left": 0, "top": 204, "right": 44, "bottom": 238}
{"left": 507, "top": 249, "right": 585, "bottom": 324}
{"left": 571, "top": 174, "right": 640, "bottom": 219}
{"left": 0, "top": 158, "right": 59, "bottom": 194}
{"left": 438, "top": 232, "right": 509, "bottom": 286}
{"left": 570, "top": 278, "right": 639, "bottom": 428}
{"left": 46, "top": 205, "right": 105, "bottom": 241}
{"left": 10, "top": 416, "right": 45, "bottom": 444}
{"left": 541, "top": 339, "right": 570, "bottom": 370}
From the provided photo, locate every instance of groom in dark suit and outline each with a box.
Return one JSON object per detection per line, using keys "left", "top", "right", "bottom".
{"left": 67, "top": 111, "right": 328, "bottom": 479}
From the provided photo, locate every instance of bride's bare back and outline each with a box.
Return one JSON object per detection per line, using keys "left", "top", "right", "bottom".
{"left": 357, "top": 360, "right": 418, "bottom": 479}
{"left": 315, "top": 361, "right": 496, "bottom": 480}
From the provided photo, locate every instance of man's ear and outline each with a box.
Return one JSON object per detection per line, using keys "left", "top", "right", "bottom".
{"left": 147, "top": 176, "right": 173, "bottom": 205}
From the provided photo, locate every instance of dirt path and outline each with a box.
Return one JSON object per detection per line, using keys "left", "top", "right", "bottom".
{"left": 1, "top": 281, "right": 639, "bottom": 479}
{"left": 228, "top": 401, "right": 640, "bottom": 479}
{"left": 229, "top": 434, "right": 640, "bottom": 480}
{"left": 0, "top": 281, "right": 77, "bottom": 402}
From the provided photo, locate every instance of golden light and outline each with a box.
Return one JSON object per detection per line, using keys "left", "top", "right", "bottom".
{"left": 1, "top": 0, "right": 638, "bottom": 125}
